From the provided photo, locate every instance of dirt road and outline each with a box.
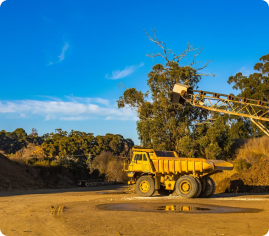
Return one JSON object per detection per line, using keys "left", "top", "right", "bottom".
{"left": 0, "top": 185, "right": 269, "bottom": 236}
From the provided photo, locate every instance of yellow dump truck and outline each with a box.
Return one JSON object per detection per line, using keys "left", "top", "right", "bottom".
{"left": 123, "top": 148, "right": 233, "bottom": 198}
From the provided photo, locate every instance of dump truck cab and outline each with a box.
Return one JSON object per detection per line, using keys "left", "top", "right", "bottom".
{"left": 123, "top": 148, "right": 233, "bottom": 198}
{"left": 128, "top": 150, "right": 153, "bottom": 173}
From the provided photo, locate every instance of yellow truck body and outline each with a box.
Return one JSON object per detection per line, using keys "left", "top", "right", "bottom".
{"left": 124, "top": 148, "right": 233, "bottom": 198}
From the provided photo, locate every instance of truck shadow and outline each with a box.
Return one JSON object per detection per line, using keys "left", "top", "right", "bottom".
{"left": 1, "top": 182, "right": 269, "bottom": 199}
{"left": 0, "top": 184, "right": 128, "bottom": 198}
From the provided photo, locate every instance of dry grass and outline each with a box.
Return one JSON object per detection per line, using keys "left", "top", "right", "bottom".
{"left": 235, "top": 136, "right": 269, "bottom": 163}
{"left": 213, "top": 136, "right": 269, "bottom": 187}
{"left": 8, "top": 143, "right": 38, "bottom": 162}
{"left": 92, "top": 151, "right": 128, "bottom": 183}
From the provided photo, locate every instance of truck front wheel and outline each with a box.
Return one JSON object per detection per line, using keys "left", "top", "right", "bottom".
{"left": 175, "top": 175, "right": 198, "bottom": 198}
{"left": 135, "top": 176, "right": 155, "bottom": 197}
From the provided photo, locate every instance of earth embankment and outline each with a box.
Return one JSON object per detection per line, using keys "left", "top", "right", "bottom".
{"left": 0, "top": 153, "right": 44, "bottom": 191}
{"left": 217, "top": 156, "right": 269, "bottom": 193}
{"left": 0, "top": 153, "right": 74, "bottom": 191}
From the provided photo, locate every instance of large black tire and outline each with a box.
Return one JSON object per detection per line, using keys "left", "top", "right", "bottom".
{"left": 175, "top": 175, "right": 198, "bottom": 198}
{"left": 135, "top": 176, "right": 155, "bottom": 197}
{"left": 200, "top": 177, "right": 216, "bottom": 198}
{"left": 195, "top": 178, "right": 202, "bottom": 198}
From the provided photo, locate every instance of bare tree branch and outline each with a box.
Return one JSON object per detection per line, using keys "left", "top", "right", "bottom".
{"left": 117, "top": 82, "right": 127, "bottom": 90}
{"left": 144, "top": 28, "right": 214, "bottom": 77}
{"left": 189, "top": 49, "right": 203, "bottom": 66}
{"left": 172, "top": 43, "right": 200, "bottom": 63}
{"left": 144, "top": 28, "right": 170, "bottom": 62}
{"left": 196, "top": 72, "right": 215, "bottom": 77}
{"left": 197, "top": 60, "right": 214, "bottom": 72}
{"left": 145, "top": 52, "right": 167, "bottom": 61}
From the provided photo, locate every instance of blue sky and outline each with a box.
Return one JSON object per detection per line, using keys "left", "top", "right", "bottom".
{"left": 0, "top": 0, "right": 269, "bottom": 144}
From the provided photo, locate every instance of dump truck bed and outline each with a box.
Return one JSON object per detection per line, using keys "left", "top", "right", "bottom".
{"left": 150, "top": 158, "right": 233, "bottom": 175}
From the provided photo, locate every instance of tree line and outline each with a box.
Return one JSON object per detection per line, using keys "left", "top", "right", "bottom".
{"left": 38, "top": 129, "right": 134, "bottom": 159}
{"left": 0, "top": 128, "right": 134, "bottom": 159}
{"left": 0, "top": 128, "right": 42, "bottom": 154}
{"left": 0, "top": 128, "right": 134, "bottom": 182}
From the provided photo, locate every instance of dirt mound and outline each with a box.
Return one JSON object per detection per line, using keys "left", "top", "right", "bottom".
{"left": 0, "top": 152, "right": 80, "bottom": 191}
{"left": 217, "top": 156, "right": 269, "bottom": 193}
{"left": 0, "top": 153, "right": 45, "bottom": 191}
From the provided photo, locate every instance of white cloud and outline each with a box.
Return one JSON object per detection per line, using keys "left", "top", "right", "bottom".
{"left": 36, "top": 95, "right": 62, "bottom": 101}
{"left": 111, "top": 66, "right": 135, "bottom": 79}
{"left": 65, "top": 96, "right": 110, "bottom": 106}
{"left": 93, "top": 98, "right": 110, "bottom": 106}
{"left": 60, "top": 116, "right": 89, "bottom": 121}
{"left": 238, "top": 67, "right": 255, "bottom": 76}
{"left": 58, "top": 42, "right": 69, "bottom": 62}
{"left": 48, "top": 42, "right": 69, "bottom": 66}
{"left": 0, "top": 97, "right": 137, "bottom": 121}
{"left": 106, "top": 62, "right": 144, "bottom": 80}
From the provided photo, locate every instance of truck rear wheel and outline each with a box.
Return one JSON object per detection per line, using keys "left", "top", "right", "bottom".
{"left": 175, "top": 176, "right": 198, "bottom": 198}
{"left": 195, "top": 178, "right": 202, "bottom": 197}
{"left": 200, "top": 177, "right": 216, "bottom": 198}
{"left": 135, "top": 176, "right": 155, "bottom": 197}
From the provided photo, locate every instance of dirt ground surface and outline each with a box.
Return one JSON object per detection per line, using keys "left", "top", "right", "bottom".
{"left": 1, "top": 185, "right": 269, "bottom": 236}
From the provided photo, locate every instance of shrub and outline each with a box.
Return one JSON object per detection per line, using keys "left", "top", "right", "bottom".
{"left": 233, "top": 158, "right": 251, "bottom": 173}
{"left": 235, "top": 136, "right": 269, "bottom": 164}
{"left": 92, "top": 151, "right": 128, "bottom": 183}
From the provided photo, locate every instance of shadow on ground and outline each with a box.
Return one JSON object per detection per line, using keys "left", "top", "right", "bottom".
{"left": 0, "top": 184, "right": 127, "bottom": 197}
{"left": 1, "top": 182, "right": 269, "bottom": 199}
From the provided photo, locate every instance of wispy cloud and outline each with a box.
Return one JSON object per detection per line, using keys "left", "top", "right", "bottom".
{"left": 65, "top": 96, "right": 110, "bottom": 106}
{"left": 48, "top": 42, "right": 69, "bottom": 66}
{"left": 106, "top": 62, "right": 144, "bottom": 80}
{"left": 238, "top": 67, "right": 255, "bottom": 76}
{"left": 60, "top": 116, "right": 89, "bottom": 121}
{"left": 58, "top": 42, "right": 69, "bottom": 62}
{"left": 36, "top": 95, "right": 62, "bottom": 101}
{"left": 0, "top": 96, "right": 137, "bottom": 121}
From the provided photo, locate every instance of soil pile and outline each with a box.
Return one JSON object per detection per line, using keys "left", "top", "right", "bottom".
{"left": 217, "top": 156, "right": 269, "bottom": 193}
{"left": 0, "top": 153, "right": 74, "bottom": 191}
{"left": 0, "top": 153, "right": 45, "bottom": 191}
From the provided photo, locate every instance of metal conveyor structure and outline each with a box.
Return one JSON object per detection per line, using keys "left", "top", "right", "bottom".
{"left": 171, "top": 83, "right": 269, "bottom": 136}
